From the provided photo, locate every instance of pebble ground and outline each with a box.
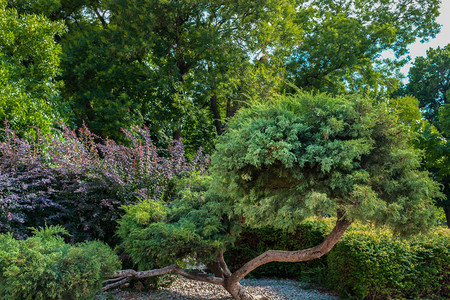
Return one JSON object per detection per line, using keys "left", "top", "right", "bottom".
{"left": 101, "top": 275, "right": 340, "bottom": 299}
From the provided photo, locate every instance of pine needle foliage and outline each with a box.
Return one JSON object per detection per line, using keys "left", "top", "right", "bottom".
{"left": 210, "top": 93, "right": 442, "bottom": 235}
{"left": 117, "top": 175, "right": 239, "bottom": 269}
{"left": 0, "top": 225, "right": 120, "bottom": 300}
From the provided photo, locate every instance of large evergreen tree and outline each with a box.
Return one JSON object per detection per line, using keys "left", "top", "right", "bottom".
{"left": 106, "top": 93, "right": 441, "bottom": 300}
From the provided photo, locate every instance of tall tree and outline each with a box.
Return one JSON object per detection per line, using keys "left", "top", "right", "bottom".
{"left": 407, "top": 44, "right": 450, "bottom": 123}
{"left": 106, "top": 0, "right": 299, "bottom": 138}
{"left": 6, "top": 0, "right": 442, "bottom": 151}
{"left": 12, "top": 0, "right": 299, "bottom": 150}
{"left": 0, "top": 0, "right": 66, "bottom": 134}
{"left": 285, "top": 0, "right": 441, "bottom": 96}
{"left": 404, "top": 45, "right": 450, "bottom": 226}
{"left": 105, "top": 93, "right": 441, "bottom": 299}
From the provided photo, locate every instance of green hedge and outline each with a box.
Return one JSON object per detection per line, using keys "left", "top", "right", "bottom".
{"left": 225, "top": 217, "right": 334, "bottom": 282}
{"left": 0, "top": 225, "right": 120, "bottom": 300}
{"left": 327, "top": 226, "right": 450, "bottom": 299}
{"left": 226, "top": 218, "right": 449, "bottom": 299}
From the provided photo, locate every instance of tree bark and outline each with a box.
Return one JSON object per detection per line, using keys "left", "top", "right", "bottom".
{"left": 224, "top": 281, "right": 267, "bottom": 300}
{"left": 173, "top": 127, "right": 182, "bottom": 140}
{"left": 103, "top": 213, "right": 351, "bottom": 300}
{"left": 226, "top": 98, "right": 239, "bottom": 119}
{"left": 210, "top": 93, "right": 223, "bottom": 135}
{"left": 444, "top": 207, "right": 450, "bottom": 228}
{"left": 227, "top": 212, "right": 351, "bottom": 285}
{"left": 94, "top": 8, "right": 108, "bottom": 28}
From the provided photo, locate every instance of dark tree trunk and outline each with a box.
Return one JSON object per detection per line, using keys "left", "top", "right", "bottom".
{"left": 94, "top": 8, "right": 107, "bottom": 28}
{"left": 173, "top": 127, "right": 182, "bottom": 140}
{"left": 210, "top": 93, "right": 223, "bottom": 135}
{"left": 444, "top": 207, "right": 450, "bottom": 228}
{"left": 226, "top": 98, "right": 239, "bottom": 119}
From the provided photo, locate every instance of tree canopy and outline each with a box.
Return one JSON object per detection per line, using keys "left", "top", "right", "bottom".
{"left": 285, "top": 0, "right": 441, "bottom": 96}
{"left": 211, "top": 93, "right": 441, "bottom": 234}
{"left": 0, "top": 0, "right": 66, "bottom": 134}
{"left": 407, "top": 44, "right": 450, "bottom": 123}
{"left": 405, "top": 44, "right": 450, "bottom": 226}
{"left": 4, "top": 0, "right": 442, "bottom": 150}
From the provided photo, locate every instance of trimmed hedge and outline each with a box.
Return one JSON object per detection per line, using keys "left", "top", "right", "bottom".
{"left": 0, "top": 225, "right": 120, "bottom": 300}
{"left": 327, "top": 225, "right": 450, "bottom": 299}
{"left": 225, "top": 217, "right": 334, "bottom": 282}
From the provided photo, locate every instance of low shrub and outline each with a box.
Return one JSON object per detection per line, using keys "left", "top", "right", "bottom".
{"left": 225, "top": 217, "right": 335, "bottom": 282}
{"left": 327, "top": 225, "right": 450, "bottom": 299}
{"left": 117, "top": 175, "right": 237, "bottom": 271}
{"left": 0, "top": 225, "right": 120, "bottom": 300}
{"left": 0, "top": 123, "right": 209, "bottom": 244}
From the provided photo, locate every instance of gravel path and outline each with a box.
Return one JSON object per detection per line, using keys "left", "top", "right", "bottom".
{"left": 102, "top": 275, "right": 339, "bottom": 300}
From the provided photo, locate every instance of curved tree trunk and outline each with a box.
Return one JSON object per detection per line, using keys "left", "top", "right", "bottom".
{"left": 103, "top": 212, "right": 351, "bottom": 300}
{"left": 224, "top": 281, "right": 266, "bottom": 300}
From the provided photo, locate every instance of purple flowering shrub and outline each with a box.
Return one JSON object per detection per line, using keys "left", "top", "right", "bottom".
{"left": 0, "top": 122, "right": 209, "bottom": 244}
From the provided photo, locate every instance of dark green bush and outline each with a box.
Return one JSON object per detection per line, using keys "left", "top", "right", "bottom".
{"left": 327, "top": 226, "right": 450, "bottom": 299}
{"left": 0, "top": 225, "right": 120, "bottom": 300}
{"left": 225, "top": 217, "right": 334, "bottom": 282}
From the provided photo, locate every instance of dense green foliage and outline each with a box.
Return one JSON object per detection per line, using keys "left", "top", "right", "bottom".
{"left": 407, "top": 44, "right": 450, "bottom": 123}
{"left": 9, "top": 0, "right": 299, "bottom": 149}
{"left": 405, "top": 44, "right": 450, "bottom": 226}
{"left": 225, "top": 217, "right": 334, "bottom": 281}
{"left": 117, "top": 176, "right": 239, "bottom": 269}
{"left": 286, "top": 0, "right": 440, "bottom": 96}
{"left": 211, "top": 93, "right": 441, "bottom": 234}
{"left": 4, "top": 0, "right": 442, "bottom": 148}
{"left": 327, "top": 226, "right": 450, "bottom": 299}
{"left": 117, "top": 93, "right": 442, "bottom": 282}
{"left": 0, "top": 225, "right": 120, "bottom": 300}
{"left": 1, "top": 0, "right": 448, "bottom": 297}
{"left": 0, "top": 0, "right": 67, "bottom": 134}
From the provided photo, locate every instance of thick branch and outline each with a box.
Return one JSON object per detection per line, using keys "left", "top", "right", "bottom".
{"left": 102, "top": 276, "right": 132, "bottom": 291}
{"left": 206, "top": 262, "right": 224, "bottom": 278}
{"left": 174, "top": 268, "right": 224, "bottom": 285}
{"left": 218, "top": 250, "right": 232, "bottom": 277}
{"left": 103, "top": 264, "right": 224, "bottom": 292}
{"left": 229, "top": 213, "right": 352, "bottom": 284}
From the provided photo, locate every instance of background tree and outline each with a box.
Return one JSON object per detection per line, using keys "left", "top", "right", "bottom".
{"left": 405, "top": 44, "right": 450, "bottom": 227}
{"left": 6, "top": 0, "right": 299, "bottom": 151}
{"left": 5, "top": 0, "right": 442, "bottom": 151}
{"left": 285, "top": 0, "right": 441, "bottom": 96}
{"left": 103, "top": 0, "right": 300, "bottom": 140}
{"left": 106, "top": 93, "right": 441, "bottom": 300}
{"left": 0, "top": 0, "right": 67, "bottom": 134}
{"left": 407, "top": 44, "right": 450, "bottom": 123}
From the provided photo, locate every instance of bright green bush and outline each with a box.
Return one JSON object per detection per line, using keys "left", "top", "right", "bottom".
{"left": 0, "top": 225, "right": 120, "bottom": 300}
{"left": 117, "top": 175, "right": 239, "bottom": 270}
{"left": 327, "top": 225, "right": 450, "bottom": 299}
{"left": 225, "top": 217, "right": 334, "bottom": 281}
